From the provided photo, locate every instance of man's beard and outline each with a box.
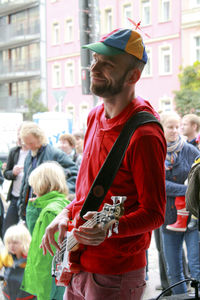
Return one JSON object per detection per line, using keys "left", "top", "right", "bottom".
{"left": 90, "top": 68, "right": 129, "bottom": 97}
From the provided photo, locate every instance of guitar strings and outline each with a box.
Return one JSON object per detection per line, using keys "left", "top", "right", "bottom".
{"left": 56, "top": 212, "right": 105, "bottom": 258}
{"left": 54, "top": 203, "right": 121, "bottom": 272}
{"left": 66, "top": 215, "right": 98, "bottom": 250}
{"left": 55, "top": 206, "right": 117, "bottom": 260}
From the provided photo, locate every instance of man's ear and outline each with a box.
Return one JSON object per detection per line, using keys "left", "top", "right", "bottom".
{"left": 192, "top": 123, "right": 198, "bottom": 132}
{"left": 127, "top": 69, "right": 141, "bottom": 85}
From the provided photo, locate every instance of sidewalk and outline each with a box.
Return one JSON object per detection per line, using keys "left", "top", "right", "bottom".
{"left": 143, "top": 234, "right": 161, "bottom": 300}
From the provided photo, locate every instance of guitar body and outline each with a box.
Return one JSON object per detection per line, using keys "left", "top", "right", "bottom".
{"left": 52, "top": 196, "right": 126, "bottom": 286}
{"left": 53, "top": 230, "right": 84, "bottom": 286}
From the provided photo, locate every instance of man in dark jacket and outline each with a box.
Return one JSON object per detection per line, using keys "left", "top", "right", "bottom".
{"left": 18, "top": 121, "right": 78, "bottom": 220}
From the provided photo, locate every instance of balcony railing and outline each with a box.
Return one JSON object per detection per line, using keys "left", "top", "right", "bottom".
{"left": 0, "top": 59, "right": 40, "bottom": 73}
{"left": 0, "top": 21, "right": 40, "bottom": 49}
{"left": 0, "top": 0, "right": 39, "bottom": 18}
{"left": 0, "top": 59, "right": 41, "bottom": 82}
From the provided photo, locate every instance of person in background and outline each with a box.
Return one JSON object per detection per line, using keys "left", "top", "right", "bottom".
{"left": 18, "top": 121, "right": 78, "bottom": 221}
{"left": 73, "top": 131, "right": 85, "bottom": 168}
{"left": 3, "top": 124, "right": 29, "bottom": 235}
{"left": 21, "top": 161, "right": 70, "bottom": 300}
{"left": 181, "top": 113, "right": 200, "bottom": 229}
{"left": 181, "top": 113, "right": 200, "bottom": 149}
{"left": 160, "top": 111, "right": 200, "bottom": 295}
{"left": 0, "top": 223, "right": 36, "bottom": 300}
{"left": 58, "top": 133, "right": 81, "bottom": 168}
{"left": 41, "top": 28, "right": 166, "bottom": 300}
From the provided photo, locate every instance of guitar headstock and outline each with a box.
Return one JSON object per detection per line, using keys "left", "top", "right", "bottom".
{"left": 96, "top": 196, "right": 126, "bottom": 233}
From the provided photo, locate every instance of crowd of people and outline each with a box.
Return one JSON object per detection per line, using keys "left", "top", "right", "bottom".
{"left": 0, "top": 26, "right": 199, "bottom": 300}
{"left": 0, "top": 124, "right": 84, "bottom": 299}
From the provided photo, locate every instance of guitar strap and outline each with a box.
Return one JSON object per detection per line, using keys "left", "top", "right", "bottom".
{"left": 80, "top": 111, "right": 163, "bottom": 219}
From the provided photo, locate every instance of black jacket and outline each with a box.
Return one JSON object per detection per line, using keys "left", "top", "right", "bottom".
{"left": 3, "top": 146, "right": 21, "bottom": 201}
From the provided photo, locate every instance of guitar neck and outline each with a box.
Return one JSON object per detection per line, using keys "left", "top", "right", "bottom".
{"left": 67, "top": 215, "right": 97, "bottom": 251}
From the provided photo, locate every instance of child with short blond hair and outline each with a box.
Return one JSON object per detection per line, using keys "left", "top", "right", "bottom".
{"left": 0, "top": 224, "right": 36, "bottom": 299}
{"left": 21, "top": 161, "right": 70, "bottom": 300}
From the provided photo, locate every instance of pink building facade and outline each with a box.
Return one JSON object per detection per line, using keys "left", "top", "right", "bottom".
{"left": 46, "top": 0, "right": 199, "bottom": 132}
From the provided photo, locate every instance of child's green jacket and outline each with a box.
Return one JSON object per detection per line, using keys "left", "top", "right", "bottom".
{"left": 21, "top": 191, "right": 70, "bottom": 300}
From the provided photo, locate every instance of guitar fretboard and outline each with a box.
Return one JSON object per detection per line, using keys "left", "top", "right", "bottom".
{"left": 56, "top": 213, "right": 99, "bottom": 260}
{"left": 67, "top": 214, "right": 98, "bottom": 251}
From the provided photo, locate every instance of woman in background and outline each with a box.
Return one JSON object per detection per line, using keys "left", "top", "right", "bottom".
{"left": 160, "top": 111, "right": 200, "bottom": 295}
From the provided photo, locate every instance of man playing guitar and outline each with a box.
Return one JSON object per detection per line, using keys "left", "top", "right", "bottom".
{"left": 41, "top": 28, "right": 166, "bottom": 300}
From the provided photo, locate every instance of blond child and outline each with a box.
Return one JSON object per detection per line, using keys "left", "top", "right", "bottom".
{"left": 21, "top": 161, "right": 70, "bottom": 300}
{"left": 0, "top": 224, "right": 36, "bottom": 299}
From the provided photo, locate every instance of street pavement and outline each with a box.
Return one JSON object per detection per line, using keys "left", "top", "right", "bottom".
{"left": 143, "top": 235, "right": 161, "bottom": 300}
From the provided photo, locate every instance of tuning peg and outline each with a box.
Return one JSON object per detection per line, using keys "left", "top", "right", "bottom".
{"left": 111, "top": 196, "right": 127, "bottom": 204}
{"left": 111, "top": 196, "right": 118, "bottom": 204}
{"left": 118, "top": 196, "right": 127, "bottom": 204}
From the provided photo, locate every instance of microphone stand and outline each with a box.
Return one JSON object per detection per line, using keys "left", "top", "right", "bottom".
{"left": 155, "top": 278, "right": 200, "bottom": 299}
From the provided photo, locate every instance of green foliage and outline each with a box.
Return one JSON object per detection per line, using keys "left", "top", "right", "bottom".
{"left": 24, "top": 89, "right": 48, "bottom": 120}
{"left": 174, "top": 61, "right": 200, "bottom": 116}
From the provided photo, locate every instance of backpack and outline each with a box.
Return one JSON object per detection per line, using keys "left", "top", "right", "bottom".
{"left": 185, "top": 160, "right": 200, "bottom": 218}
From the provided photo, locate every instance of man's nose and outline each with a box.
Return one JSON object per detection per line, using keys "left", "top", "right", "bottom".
{"left": 90, "top": 61, "right": 100, "bottom": 71}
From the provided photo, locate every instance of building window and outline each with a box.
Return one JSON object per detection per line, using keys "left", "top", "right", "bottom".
{"left": 159, "top": 97, "right": 173, "bottom": 112}
{"left": 65, "top": 19, "right": 73, "bottom": 42}
{"left": 105, "top": 8, "right": 113, "bottom": 32}
{"left": 123, "top": 4, "right": 133, "bottom": 28}
{"left": 65, "top": 60, "right": 75, "bottom": 86}
{"left": 52, "top": 63, "right": 61, "bottom": 88}
{"left": 141, "top": 0, "right": 151, "bottom": 26}
{"left": 11, "top": 46, "right": 27, "bottom": 71}
{"left": 160, "top": 0, "right": 170, "bottom": 22}
{"left": 12, "top": 81, "right": 29, "bottom": 101}
{"left": 52, "top": 22, "right": 60, "bottom": 45}
{"left": 142, "top": 48, "right": 152, "bottom": 77}
{"left": 159, "top": 45, "right": 172, "bottom": 75}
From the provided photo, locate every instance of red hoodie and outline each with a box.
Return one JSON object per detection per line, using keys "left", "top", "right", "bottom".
{"left": 67, "top": 97, "right": 166, "bottom": 274}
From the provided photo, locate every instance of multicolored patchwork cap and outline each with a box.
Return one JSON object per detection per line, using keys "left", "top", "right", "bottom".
{"left": 82, "top": 28, "right": 148, "bottom": 64}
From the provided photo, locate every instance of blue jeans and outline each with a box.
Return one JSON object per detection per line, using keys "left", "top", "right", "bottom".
{"left": 3, "top": 195, "right": 19, "bottom": 236}
{"left": 161, "top": 227, "right": 200, "bottom": 295}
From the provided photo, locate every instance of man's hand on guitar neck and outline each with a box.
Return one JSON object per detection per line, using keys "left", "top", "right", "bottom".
{"left": 40, "top": 208, "right": 113, "bottom": 256}
{"left": 40, "top": 207, "right": 70, "bottom": 256}
{"left": 73, "top": 211, "right": 108, "bottom": 246}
